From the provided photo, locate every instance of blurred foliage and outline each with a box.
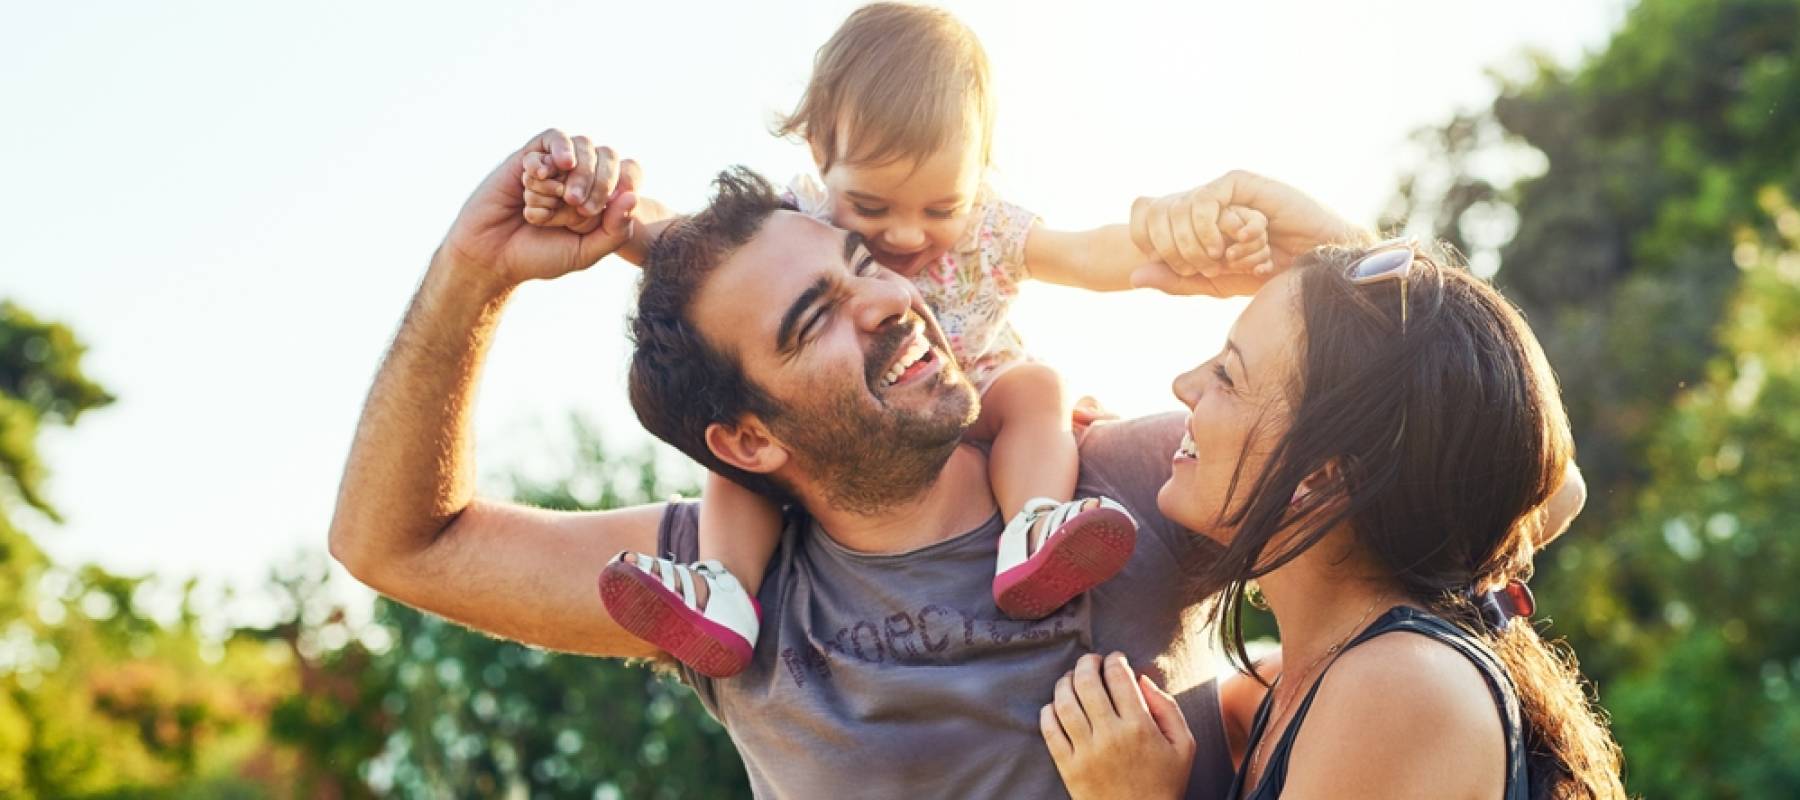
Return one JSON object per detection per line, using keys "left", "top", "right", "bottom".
{"left": 0, "top": 298, "right": 743, "bottom": 797}
{"left": 0, "top": 301, "right": 114, "bottom": 523}
{"left": 1388, "top": 0, "right": 1800, "bottom": 795}
{"left": 1585, "top": 194, "right": 1800, "bottom": 797}
{"left": 0, "top": 302, "right": 290, "bottom": 797}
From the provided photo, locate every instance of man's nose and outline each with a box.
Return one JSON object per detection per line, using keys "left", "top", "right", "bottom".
{"left": 1172, "top": 365, "right": 1204, "bottom": 407}
{"left": 850, "top": 274, "right": 913, "bottom": 332}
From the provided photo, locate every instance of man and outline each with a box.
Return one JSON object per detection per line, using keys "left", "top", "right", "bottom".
{"left": 329, "top": 131, "right": 1579, "bottom": 797}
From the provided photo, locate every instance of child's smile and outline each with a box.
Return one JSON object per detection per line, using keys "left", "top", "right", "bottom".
{"left": 818, "top": 126, "right": 984, "bottom": 277}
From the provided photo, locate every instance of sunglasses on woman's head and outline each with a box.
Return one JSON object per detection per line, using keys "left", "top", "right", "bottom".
{"left": 1346, "top": 238, "right": 1417, "bottom": 332}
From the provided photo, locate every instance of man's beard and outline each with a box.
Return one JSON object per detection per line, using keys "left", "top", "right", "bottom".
{"left": 767, "top": 324, "right": 978, "bottom": 515}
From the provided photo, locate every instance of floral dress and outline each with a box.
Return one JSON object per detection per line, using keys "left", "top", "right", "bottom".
{"left": 787, "top": 175, "right": 1037, "bottom": 392}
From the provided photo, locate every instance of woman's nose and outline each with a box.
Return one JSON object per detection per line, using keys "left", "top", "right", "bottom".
{"left": 1172, "top": 365, "right": 1205, "bottom": 407}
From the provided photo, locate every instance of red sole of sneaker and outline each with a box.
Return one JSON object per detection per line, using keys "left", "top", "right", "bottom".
{"left": 993, "top": 506, "right": 1136, "bottom": 620}
{"left": 598, "top": 562, "right": 753, "bottom": 678}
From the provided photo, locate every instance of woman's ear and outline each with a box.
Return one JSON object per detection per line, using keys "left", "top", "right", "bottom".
{"left": 704, "top": 418, "right": 790, "bottom": 476}
{"left": 1292, "top": 459, "right": 1347, "bottom": 507}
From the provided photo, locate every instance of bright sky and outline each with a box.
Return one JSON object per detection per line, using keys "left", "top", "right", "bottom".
{"left": 5, "top": 1, "right": 1626, "bottom": 606}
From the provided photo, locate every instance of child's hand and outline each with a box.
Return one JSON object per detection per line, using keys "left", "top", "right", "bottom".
{"left": 1125, "top": 205, "right": 1275, "bottom": 297}
{"left": 1042, "top": 652, "right": 1196, "bottom": 800}
{"left": 518, "top": 142, "right": 642, "bottom": 235}
{"left": 1219, "top": 205, "right": 1274, "bottom": 276}
{"left": 1071, "top": 396, "right": 1118, "bottom": 441}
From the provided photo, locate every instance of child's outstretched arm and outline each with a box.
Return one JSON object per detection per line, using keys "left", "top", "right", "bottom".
{"left": 518, "top": 144, "right": 678, "bottom": 266}
{"left": 1024, "top": 206, "right": 1271, "bottom": 294}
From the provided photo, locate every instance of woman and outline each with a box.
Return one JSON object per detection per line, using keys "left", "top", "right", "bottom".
{"left": 1041, "top": 174, "right": 1626, "bottom": 798}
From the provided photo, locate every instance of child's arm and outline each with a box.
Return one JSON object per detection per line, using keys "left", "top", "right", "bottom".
{"left": 1025, "top": 207, "right": 1271, "bottom": 293}
{"left": 519, "top": 148, "right": 679, "bottom": 266}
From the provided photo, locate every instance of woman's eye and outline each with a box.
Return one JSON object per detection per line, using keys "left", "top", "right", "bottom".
{"left": 852, "top": 204, "right": 887, "bottom": 218}
{"left": 856, "top": 254, "right": 878, "bottom": 276}
{"left": 925, "top": 207, "right": 959, "bottom": 220}
{"left": 1212, "top": 362, "right": 1235, "bottom": 390}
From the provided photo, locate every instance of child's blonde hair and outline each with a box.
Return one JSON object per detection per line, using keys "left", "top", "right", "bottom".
{"left": 775, "top": 2, "right": 994, "bottom": 174}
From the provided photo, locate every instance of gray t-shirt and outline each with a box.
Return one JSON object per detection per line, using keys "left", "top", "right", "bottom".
{"left": 656, "top": 412, "right": 1234, "bottom": 799}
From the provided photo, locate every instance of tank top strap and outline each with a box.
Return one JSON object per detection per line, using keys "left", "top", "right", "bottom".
{"left": 1227, "top": 606, "right": 1529, "bottom": 800}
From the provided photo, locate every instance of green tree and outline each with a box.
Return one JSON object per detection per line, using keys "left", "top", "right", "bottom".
{"left": 1590, "top": 191, "right": 1800, "bottom": 797}
{"left": 0, "top": 301, "right": 295, "bottom": 797}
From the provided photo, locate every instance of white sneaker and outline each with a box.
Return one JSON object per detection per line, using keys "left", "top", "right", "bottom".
{"left": 598, "top": 553, "right": 761, "bottom": 678}
{"left": 994, "top": 497, "right": 1136, "bottom": 620}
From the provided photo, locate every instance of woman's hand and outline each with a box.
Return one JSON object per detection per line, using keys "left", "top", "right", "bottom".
{"left": 1042, "top": 652, "right": 1196, "bottom": 800}
{"left": 1130, "top": 170, "right": 1370, "bottom": 286}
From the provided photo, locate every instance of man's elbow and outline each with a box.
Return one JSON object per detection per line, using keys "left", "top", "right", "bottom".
{"left": 327, "top": 512, "right": 388, "bottom": 589}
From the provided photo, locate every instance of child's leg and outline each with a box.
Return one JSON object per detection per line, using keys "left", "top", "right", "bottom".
{"left": 981, "top": 362, "right": 1136, "bottom": 620}
{"left": 595, "top": 470, "right": 777, "bottom": 678}
{"left": 698, "top": 469, "right": 781, "bottom": 599}
{"left": 979, "top": 362, "right": 1078, "bottom": 526}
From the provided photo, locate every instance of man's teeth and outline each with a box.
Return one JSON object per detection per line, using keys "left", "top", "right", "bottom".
{"left": 1175, "top": 431, "right": 1198, "bottom": 459}
{"left": 882, "top": 336, "right": 931, "bottom": 387}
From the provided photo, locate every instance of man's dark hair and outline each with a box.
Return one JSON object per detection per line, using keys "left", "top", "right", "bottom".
{"left": 628, "top": 167, "right": 796, "bottom": 502}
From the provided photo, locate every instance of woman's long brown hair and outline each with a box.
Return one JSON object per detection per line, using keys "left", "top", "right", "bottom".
{"left": 1202, "top": 244, "right": 1625, "bottom": 797}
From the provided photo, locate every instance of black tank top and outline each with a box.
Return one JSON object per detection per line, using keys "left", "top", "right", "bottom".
{"left": 1227, "top": 606, "right": 1529, "bottom": 799}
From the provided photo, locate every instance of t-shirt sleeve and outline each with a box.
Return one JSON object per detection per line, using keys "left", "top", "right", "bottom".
{"left": 654, "top": 500, "right": 724, "bottom": 715}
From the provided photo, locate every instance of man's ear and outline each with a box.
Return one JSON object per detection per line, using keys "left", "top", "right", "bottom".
{"left": 704, "top": 418, "right": 790, "bottom": 476}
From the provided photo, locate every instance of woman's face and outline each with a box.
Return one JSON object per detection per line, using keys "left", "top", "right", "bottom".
{"left": 1158, "top": 271, "right": 1304, "bottom": 542}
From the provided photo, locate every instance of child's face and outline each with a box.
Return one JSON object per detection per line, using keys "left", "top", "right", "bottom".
{"left": 817, "top": 128, "right": 983, "bottom": 277}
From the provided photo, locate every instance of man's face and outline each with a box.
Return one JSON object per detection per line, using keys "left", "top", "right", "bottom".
{"left": 691, "top": 211, "right": 979, "bottom": 513}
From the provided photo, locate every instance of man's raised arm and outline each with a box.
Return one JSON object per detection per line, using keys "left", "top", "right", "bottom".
{"left": 328, "top": 129, "right": 663, "bottom": 658}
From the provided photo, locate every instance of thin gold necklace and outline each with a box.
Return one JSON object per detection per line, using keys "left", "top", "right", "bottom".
{"left": 1244, "top": 595, "right": 1389, "bottom": 794}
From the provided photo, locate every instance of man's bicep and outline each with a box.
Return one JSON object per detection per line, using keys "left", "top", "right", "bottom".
{"left": 373, "top": 498, "right": 669, "bottom": 658}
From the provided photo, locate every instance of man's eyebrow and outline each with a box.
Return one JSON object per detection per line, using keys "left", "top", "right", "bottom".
{"left": 1227, "top": 338, "right": 1250, "bottom": 387}
{"left": 777, "top": 276, "right": 833, "bottom": 356}
{"left": 775, "top": 234, "right": 865, "bottom": 356}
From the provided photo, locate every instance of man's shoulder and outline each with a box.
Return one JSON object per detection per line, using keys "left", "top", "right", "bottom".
{"left": 1074, "top": 412, "right": 1193, "bottom": 554}
{"left": 1077, "top": 412, "right": 1185, "bottom": 486}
